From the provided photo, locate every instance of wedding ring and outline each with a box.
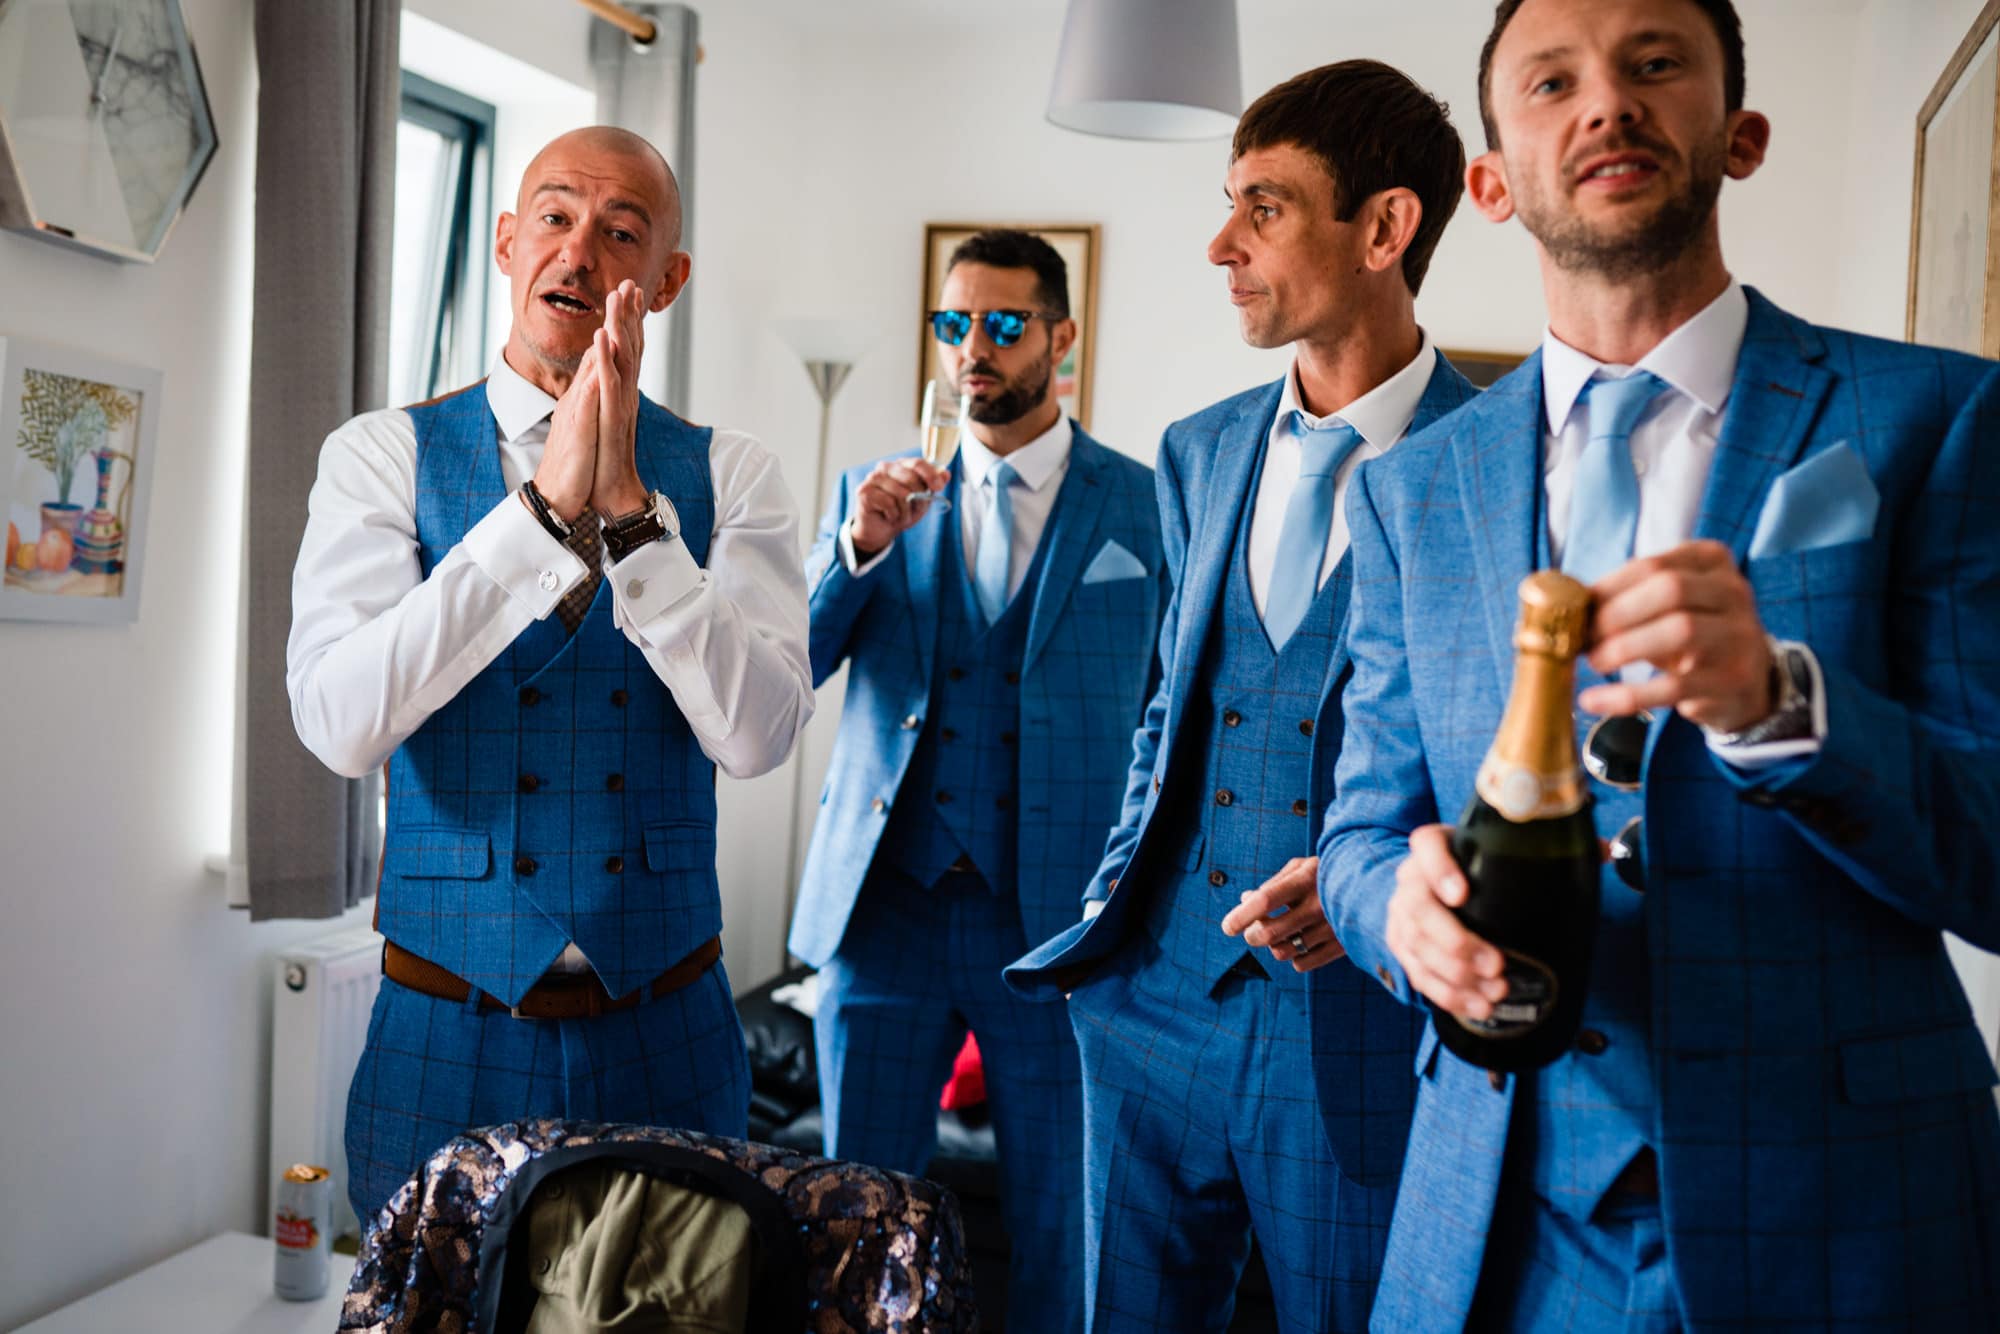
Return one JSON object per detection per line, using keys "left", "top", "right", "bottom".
{"left": 1288, "top": 932, "right": 1306, "bottom": 952}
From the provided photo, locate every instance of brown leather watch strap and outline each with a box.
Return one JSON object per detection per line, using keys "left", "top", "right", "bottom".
{"left": 382, "top": 935, "right": 722, "bottom": 1020}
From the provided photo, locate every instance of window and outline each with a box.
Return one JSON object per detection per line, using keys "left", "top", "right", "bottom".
{"left": 389, "top": 72, "right": 495, "bottom": 407}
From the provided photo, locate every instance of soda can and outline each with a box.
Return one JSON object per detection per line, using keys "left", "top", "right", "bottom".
{"left": 273, "top": 1162, "right": 333, "bottom": 1301}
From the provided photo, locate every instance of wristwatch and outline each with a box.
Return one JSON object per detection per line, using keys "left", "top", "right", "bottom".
{"left": 601, "top": 491, "right": 679, "bottom": 564}
{"left": 1713, "top": 637, "right": 1817, "bottom": 747}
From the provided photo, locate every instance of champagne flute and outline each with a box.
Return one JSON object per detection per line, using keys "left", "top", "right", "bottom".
{"left": 915, "top": 377, "right": 969, "bottom": 514}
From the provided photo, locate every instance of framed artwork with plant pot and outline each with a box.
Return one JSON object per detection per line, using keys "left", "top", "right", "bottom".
{"left": 0, "top": 337, "right": 161, "bottom": 623}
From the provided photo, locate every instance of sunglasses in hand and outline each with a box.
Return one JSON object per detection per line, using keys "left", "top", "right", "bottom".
{"left": 928, "top": 308, "right": 1063, "bottom": 348}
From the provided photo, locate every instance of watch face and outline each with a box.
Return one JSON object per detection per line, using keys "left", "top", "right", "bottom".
{"left": 0, "top": 0, "right": 218, "bottom": 262}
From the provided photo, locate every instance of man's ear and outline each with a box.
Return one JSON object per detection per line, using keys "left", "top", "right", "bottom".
{"left": 648, "top": 251, "right": 692, "bottom": 313}
{"left": 1048, "top": 316, "right": 1078, "bottom": 368}
{"left": 1362, "top": 187, "right": 1423, "bottom": 278}
{"left": 1724, "top": 110, "right": 1770, "bottom": 181}
{"left": 494, "top": 211, "right": 517, "bottom": 275}
{"left": 1466, "top": 150, "right": 1515, "bottom": 224}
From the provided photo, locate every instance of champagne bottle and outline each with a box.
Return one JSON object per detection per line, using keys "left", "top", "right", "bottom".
{"left": 1433, "top": 570, "right": 1601, "bottom": 1072}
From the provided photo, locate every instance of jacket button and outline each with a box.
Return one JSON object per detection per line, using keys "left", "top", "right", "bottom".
{"left": 1004, "top": 670, "right": 1020, "bottom": 685}
{"left": 1209, "top": 870, "right": 1228, "bottom": 887}
{"left": 518, "top": 774, "right": 540, "bottom": 794}
{"left": 514, "top": 855, "right": 537, "bottom": 876}
{"left": 1577, "top": 1029, "right": 1609, "bottom": 1056}
{"left": 1215, "top": 788, "right": 1233, "bottom": 807}
{"left": 936, "top": 790, "right": 954, "bottom": 804}
{"left": 609, "top": 689, "right": 628, "bottom": 707}
{"left": 1000, "top": 731, "right": 1016, "bottom": 745}
{"left": 519, "top": 686, "right": 541, "bottom": 707}
{"left": 995, "top": 795, "right": 1012, "bottom": 811}
{"left": 902, "top": 714, "right": 921, "bottom": 730}
{"left": 870, "top": 797, "right": 886, "bottom": 814}
{"left": 1739, "top": 788, "right": 1779, "bottom": 808}
{"left": 605, "top": 855, "right": 624, "bottom": 874}
{"left": 1108, "top": 878, "right": 1119, "bottom": 892}
{"left": 1298, "top": 719, "right": 1313, "bottom": 737}
{"left": 940, "top": 727, "right": 958, "bottom": 742}
{"left": 1223, "top": 709, "right": 1242, "bottom": 727}
{"left": 948, "top": 667, "right": 967, "bottom": 681}
{"left": 1376, "top": 965, "right": 1392, "bottom": 987}
{"left": 1152, "top": 775, "right": 1161, "bottom": 792}
{"left": 1291, "top": 798, "right": 1308, "bottom": 816}
{"left": 606, "top": 773, "right": 624, "bottom": 792}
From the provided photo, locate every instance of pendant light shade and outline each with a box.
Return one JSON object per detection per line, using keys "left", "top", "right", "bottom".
{"left": 1047, "top": 0, "right": 1243, "bottom": 141}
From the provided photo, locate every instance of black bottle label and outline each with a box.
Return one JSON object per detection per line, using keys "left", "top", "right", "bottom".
{"left": 1460, "top": 948, "right": 1559, "bottom": 1037}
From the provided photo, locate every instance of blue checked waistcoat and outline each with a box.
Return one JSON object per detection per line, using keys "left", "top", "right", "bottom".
{"left": 1008, "top": 358, "right": 1479, "bottom": 1189}
{"left": 1322, "top": 290, "right": 2000, "bottom": 1330}
{"left": 881, "top": 477, "right": 1052, "bottom": 894}
{"left": 382, "top": 383, "right": 719, "bottom": 1008}
{"left": 1144, "top": 446, "right": 1346, "bottom": 993}
{"left": 791, "top": 428, "right": 1168, "bottom": 968}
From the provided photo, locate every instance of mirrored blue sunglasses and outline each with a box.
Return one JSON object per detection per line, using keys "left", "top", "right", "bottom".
{"left": 928, "top": 308, "right": 1059, "bottom": 348}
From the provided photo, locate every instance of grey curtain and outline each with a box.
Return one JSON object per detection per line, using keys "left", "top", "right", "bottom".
{"left": 591, "top": 3, "right": 699, "bottom": 415}
{"left": 244, "top": 0, "right": 399, "bottom": 918}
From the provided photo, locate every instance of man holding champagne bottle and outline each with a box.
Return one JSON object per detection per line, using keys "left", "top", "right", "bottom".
{"left": 792, "top": 230, "right": 1167, "bottom": 1331}
{"left": 1009, "top": 63, "right": 1475, "bottom": 1332}
{"left": 1320, "top": 0, "right": 2000, "bottom": 1327}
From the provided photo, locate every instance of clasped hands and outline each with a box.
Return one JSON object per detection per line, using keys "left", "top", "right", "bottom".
{"left": 1387, "top": 541, "right": 1779, "bottom": 1021}
{"left": 531, "top": 279, "right": 651, "bottom": 524}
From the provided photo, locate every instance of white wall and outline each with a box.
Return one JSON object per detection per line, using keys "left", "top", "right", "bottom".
{"left": 0, "top": 1, "right": 377, "bottom": 1326}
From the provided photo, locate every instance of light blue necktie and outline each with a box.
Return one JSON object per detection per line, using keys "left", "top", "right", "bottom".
{"left": 1561, "top": 371, "right": 1669, "bottom": 585}
{"left": 973, "top": 459, "right": 1018, "bottom": 624}
{"left": 1264, "top": 413, "right": 1365, "bottom": 650}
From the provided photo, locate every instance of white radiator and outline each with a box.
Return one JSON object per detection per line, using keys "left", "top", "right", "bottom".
{"left": 269, "top": 928, "right": 383, "bottom": 1244}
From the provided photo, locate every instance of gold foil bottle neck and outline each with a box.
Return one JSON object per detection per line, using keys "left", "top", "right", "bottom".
{"left": 1512, "top": 570, "right": 1590, "bottom": 660}
{"left": 1477, "top": 571, "right": 1589, "bottom": 820}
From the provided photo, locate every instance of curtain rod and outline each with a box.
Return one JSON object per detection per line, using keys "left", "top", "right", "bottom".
{"left": 575, "top": 0, "right": 656, "bottom": 44}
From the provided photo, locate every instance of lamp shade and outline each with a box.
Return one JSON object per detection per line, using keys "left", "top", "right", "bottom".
{"left": 1047, "top": 0, "right": 1243, "bottom": 141}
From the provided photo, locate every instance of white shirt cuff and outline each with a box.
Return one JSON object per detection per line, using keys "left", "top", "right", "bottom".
{"left": 839, "top": 519, "right": 894, "bottom": 577}
{"left": 1705, "top": 640, "right": 1827, "bottom": 770}
{"left": 606, "top": 531, "right": 703, "bottom": 623}
{"left": 461, "top": 491, "right": 587, "bottom": 620}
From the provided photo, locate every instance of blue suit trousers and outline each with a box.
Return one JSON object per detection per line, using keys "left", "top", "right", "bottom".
{"left": 344, "top": 962, "right": 749, "bottom": 1227}
{"left": 1067, "top": 934, "right": 1393, "bottom": 1334}
{"left": 815, "top": 865, "right": 1086, "bottom": 1333}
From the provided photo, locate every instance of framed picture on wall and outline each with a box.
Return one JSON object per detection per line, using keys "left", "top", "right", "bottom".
{"left": 916, "top": 222, "right": 1101, "bottom": 428}
{"left": 0, "top": 337, "right": 162, "bottom": 624}
{"left": 1907, "top": 0, "right": 2000, "bottom": 357}
{"left": 1440, "top": 348, "right": 1529, "bottom": 389}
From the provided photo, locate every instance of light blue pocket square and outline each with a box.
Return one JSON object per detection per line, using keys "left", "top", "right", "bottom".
{"left": 1748, "top": 442, "right": 1879, "bottom": 560}
{"left": 1082, "top": 539, "right": 1148, "bottom": 584}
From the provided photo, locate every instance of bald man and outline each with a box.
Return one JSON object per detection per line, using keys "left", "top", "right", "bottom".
{"left": 288, "top": 127, "right": 813, "bottom": 1226}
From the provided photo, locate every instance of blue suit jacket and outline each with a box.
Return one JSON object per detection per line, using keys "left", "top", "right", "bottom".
{"left": 1009, "top": 357, "right": 1478, "bottom": 1189}
{"left": 1324, "top": 290, "right": 2000, "bottom": 1330}
{"left": 789, "top": 426, "right": 1168, "bottom": 968}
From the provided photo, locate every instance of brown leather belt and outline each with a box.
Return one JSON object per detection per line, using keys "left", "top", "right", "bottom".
{"left": 382, "top": 935, "right": 722, "bottom": 1020}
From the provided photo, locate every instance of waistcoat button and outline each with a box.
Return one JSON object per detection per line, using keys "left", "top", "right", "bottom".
{"left": 519, "top": 686, "right": 541, "bottom": 707}
{"left": 1291, "top": 798, "right": 1308, "bottom": 816}
{"left": 870, "top": 797, "right": 887, "bottom": 813}
{"left": 1298, "top": 719, "right": 1313, "bottom": 737}
{"left": 1000, "top": 731, "right": 1016, "bottom": 745}
{"left": 1004, "top": 670, "right": 1020, "bottom": 685}
{"left": 940, "top": 727, "right": 959, "bottom": 742}
{"left": 935, "top": 790, "right": 954, "bottom": 804}
{"left": 995, "top": 795, "right": 1012, "bottom": 811}
{"left": 948, "top": 667, "right": 967, "bottom": 681}
{"left": 1576, "top": 1029, "right": 1610, "bottom": 1056}
{"left": 606, "top": 773, "right": 624, "bottom": 792}
{"left": 609, "top": 689, "right": 628, "bottom": 707}
{"left": 1215, "top": 788, "right": 1233, "bottom": 807}
{"left": 1223, "top": 710, "right": 1242, "bottom": 727}
{"left": 902, "top": 714, "right": 921, "bottom": 730}
{"left": 518, "top": 774, "right": 540, "bottom": 794}
{"left": 514, "top": 855, "right": 537, "bottom": 876}
{"left": 1208, "top": 870, "right": 1228, "bottom": 887}
{"left": 605, "top": 855, "right": 624, "bottom": 874}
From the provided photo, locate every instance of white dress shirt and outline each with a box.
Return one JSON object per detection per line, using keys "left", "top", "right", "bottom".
{"left": 1248, "top": 334, "right": 1437, "bottom": 616}
{"left": 838, "top": 413, "right": 1075, "bottom": 599}
{"left": 1539, "top": 281, "right": 1823, "bottom": 763}
{"left": 287, "top": 351, "right": 814, "bottom": 784}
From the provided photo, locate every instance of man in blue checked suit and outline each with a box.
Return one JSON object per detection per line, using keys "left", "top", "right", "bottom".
{"left": 792, "top": 229, "right": 1166, "bottom": 1332}
{"left": 289, "top": 129, "right": 811, "bottom": 1225}
{"left": 1322, "top": 1, "right": 2000, "bottom": 1328}
{"left": 1009, "top": 64, "right": 1475, "bottom": 1333}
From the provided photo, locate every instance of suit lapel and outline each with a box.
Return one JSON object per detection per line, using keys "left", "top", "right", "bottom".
{"left": 902, "top": 461, "right": 955, "bottom": 686}
{"left": 1023, "top": 429, "right": 1112, "bottom": 674}
{"left": 1693, "top": 288, "right": 1832, "bottom": 558}
{"left": 1452, "top": 356, "right": 1547, "bottom": 688}
{"left": 1168, "top": 384, "right": 1280, "bottom": 744}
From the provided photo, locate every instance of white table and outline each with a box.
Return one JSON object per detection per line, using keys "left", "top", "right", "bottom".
{"left": 19, "top": 1232, "right": 357, "bottom": 1332}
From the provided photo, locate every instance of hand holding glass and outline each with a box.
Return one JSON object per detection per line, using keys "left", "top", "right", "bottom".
{"left": 916, "top": 378, "right": 968, "bottom": 514}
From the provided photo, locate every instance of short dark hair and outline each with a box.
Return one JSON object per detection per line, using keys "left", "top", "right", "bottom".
{"left": 1477, "top": 0, "right": 1745, "bottom": 149}
{"left": 945, "top": 229, "right": 1070, "bottom": 317}
{"left": 1231, "top": 61, "right": 1466, "bottom": 297}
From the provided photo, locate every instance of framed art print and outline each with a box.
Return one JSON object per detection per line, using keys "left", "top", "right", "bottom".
{"left": 1908, "top": 0, "right": 2000, "bottom": 356}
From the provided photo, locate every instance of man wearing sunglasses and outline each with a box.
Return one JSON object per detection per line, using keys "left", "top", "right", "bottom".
{"left": 1009, "top": 63, "right": 1474, "bottom": 1332}
{"left": 791, "top": 229, "right": 1167, "bottom": 1332}
{"left": 1320, "top": 1, "right": 2000, "bottom": 1329}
